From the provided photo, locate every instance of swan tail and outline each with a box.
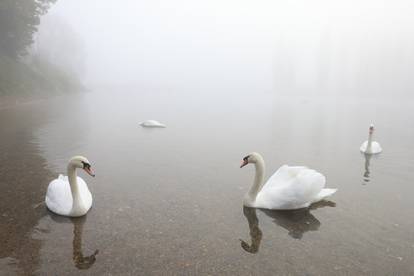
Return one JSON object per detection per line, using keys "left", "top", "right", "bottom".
{"left": 313, "top": 188, "right": 337, "bottom": 202}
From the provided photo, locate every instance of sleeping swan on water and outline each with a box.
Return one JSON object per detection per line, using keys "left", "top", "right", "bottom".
{"left": 139, "top": 120, "right": 166, "bottom": 128}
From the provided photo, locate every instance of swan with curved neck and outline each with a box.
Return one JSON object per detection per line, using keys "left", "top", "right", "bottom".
{"left": 45, "top": 156, "right": 95, "bottom": 217}
{"left": 240, "top": 152, "right": 337, "bottom": 210}
{"left": 241, "top": 153, "right": 266, "bottom": 207}
{"left": 360, "top": 124, "right": 382, "bottom": 154}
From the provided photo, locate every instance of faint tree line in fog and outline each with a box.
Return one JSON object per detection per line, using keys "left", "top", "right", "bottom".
{"left": 0, "top": 0, "right": 85, "bottom": 96}
{"left": 0, "top": 0, "right": 56, "bottom": 58}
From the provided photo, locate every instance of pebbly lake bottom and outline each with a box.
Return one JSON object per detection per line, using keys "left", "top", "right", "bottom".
{"left": 1, "top": 90, "right": 414, "bottom": 275}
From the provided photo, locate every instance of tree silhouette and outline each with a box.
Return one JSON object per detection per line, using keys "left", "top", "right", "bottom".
{"left": 0, "top": 0, "right": 56, "bottom": 57}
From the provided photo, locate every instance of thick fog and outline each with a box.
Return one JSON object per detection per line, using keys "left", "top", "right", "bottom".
{"left": 38, "top": 0, "right": 414, "bottom": 98}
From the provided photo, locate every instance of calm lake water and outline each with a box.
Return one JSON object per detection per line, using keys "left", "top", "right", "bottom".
{"left": 1, "top": 90, "right": 414, "bottom": 275}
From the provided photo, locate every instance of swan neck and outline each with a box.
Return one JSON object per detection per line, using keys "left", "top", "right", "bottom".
{"left": 248, "top": 158, "right": 265, "bottom": 200}
{"left": 67, "top": 164, "right": 83, "bottom": 213}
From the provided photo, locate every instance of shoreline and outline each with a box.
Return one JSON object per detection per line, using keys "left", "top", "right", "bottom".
{"left": 0, "top": 89, "right": 88, "bottom": 110}
{"left": 0, "top": 94, "right": 50, "bottom": 110}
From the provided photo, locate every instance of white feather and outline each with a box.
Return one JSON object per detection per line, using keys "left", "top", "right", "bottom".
{"left": 360, "top": 141, "right": 382, "bottom": 154}
{"left": 45, "top": 174, "right": 92, "bottom": 216}
{"left": 255, "top": 165, "right": 335, "bottom": 210}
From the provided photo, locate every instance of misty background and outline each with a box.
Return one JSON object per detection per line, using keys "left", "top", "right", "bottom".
{"left": 2, "top": 0, "right": 414, "bottom": 99}
{"left": 43, "top": 0, "right": 414, "bottom": 99}
{"left": 2, "top": 2, "right": 414, "bottom": 275}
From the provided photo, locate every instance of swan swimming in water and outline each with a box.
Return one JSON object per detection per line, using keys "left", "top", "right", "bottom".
{"left": 45, "top": 156, "right": 95, "bottom": 217}
{"left": 240, "top": 152, "right": 337, "bottom": 210}
{"left": 139, "top": 120, "right": 166, "bottom": 128}
{"left": 360, "top": 124, "right": 382, "bottom": 154}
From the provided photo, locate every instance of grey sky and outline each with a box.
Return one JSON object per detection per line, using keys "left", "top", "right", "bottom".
{"left": 40, "top": 0, "right": 414, "bottom": 97}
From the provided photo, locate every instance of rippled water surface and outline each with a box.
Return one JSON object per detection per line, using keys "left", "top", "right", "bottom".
{"left": 1, "top": 91, "right": 414, "bottom": 275}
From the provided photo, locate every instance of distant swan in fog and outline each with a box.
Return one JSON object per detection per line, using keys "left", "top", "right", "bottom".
{"left": 45, "top": 156, "right": 95, "bottom": 217}
{"left": 360, "top": 124, "right": 382, "bottom": 154}
{"left": 240, "top": 152, "right": 337, "bottom": 210}
{"left": 139, "top": 120, "right": 166, "bottom": 128}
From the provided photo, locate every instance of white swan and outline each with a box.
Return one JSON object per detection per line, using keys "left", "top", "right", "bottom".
{"left": 360, "top": 124, "right": 382, "bottom": 154}
{"left": 240, "top": 152, "right": 337, "bottom": 210}
{"left": 139, "top": 120, "right": 166, "bottom": 128}
{"left": 45, "top": 156, "right": 95, "bottom": 217}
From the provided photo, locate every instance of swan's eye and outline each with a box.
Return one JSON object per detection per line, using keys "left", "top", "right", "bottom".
{"left": 243, "top": 155, "right": 249, "bottom": 161}
{"left": 81, "top": 161, "right": 91, "bottom": 169}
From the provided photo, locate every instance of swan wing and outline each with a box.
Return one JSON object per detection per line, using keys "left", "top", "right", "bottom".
{"left": 360, "top": 141, "right": 382, "bottom": 154}
{"left": 370, "top": 141, "right": 382, "bottom": 154}
{"left": 77, "top": 177, "right": 93, "bottom": 211}
{"left": 45, "top": 175, "right": 73, "bottom": 216}
{"left": 45, "top": 175, "right": 92, "bottom": 216}
{"left": 265, "top": 165, "right": 307, "bottom": 186}
{"left": 255, "top": 166, "right": 326, "bottom": 210}
{"left": 312, "top": 188, "right": 337, "bottom": 203}
{"left": 360, "top": 141, "right": 368, "bottom": 152}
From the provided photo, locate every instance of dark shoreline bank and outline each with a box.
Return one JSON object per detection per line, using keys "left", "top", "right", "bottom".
{"left": 0, "top": 103, "right": 54, "bottom": 274}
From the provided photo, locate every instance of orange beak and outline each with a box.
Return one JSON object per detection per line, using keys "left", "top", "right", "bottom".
{"left": 83, "top": 167, "right": 95, "bottom": 177}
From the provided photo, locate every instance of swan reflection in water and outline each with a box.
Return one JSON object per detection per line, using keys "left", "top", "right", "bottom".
{"left": 240, "top": 207, "right": 262, "bottom": 253}
{"left": 71, "top": 216, "right": 99, "bottom": 269}
{"left": 240, "top": 201, "right": 335, "bottom": 253}
{"left": 49, "top": 214, "right": 99, "bottom": 269}
{"left": 363, "top": 153, "right": 373, "bottom": 184}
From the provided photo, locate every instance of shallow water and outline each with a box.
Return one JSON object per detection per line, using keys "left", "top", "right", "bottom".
{"left": 1, "top": 91, "right": 414, "bottom": 275}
